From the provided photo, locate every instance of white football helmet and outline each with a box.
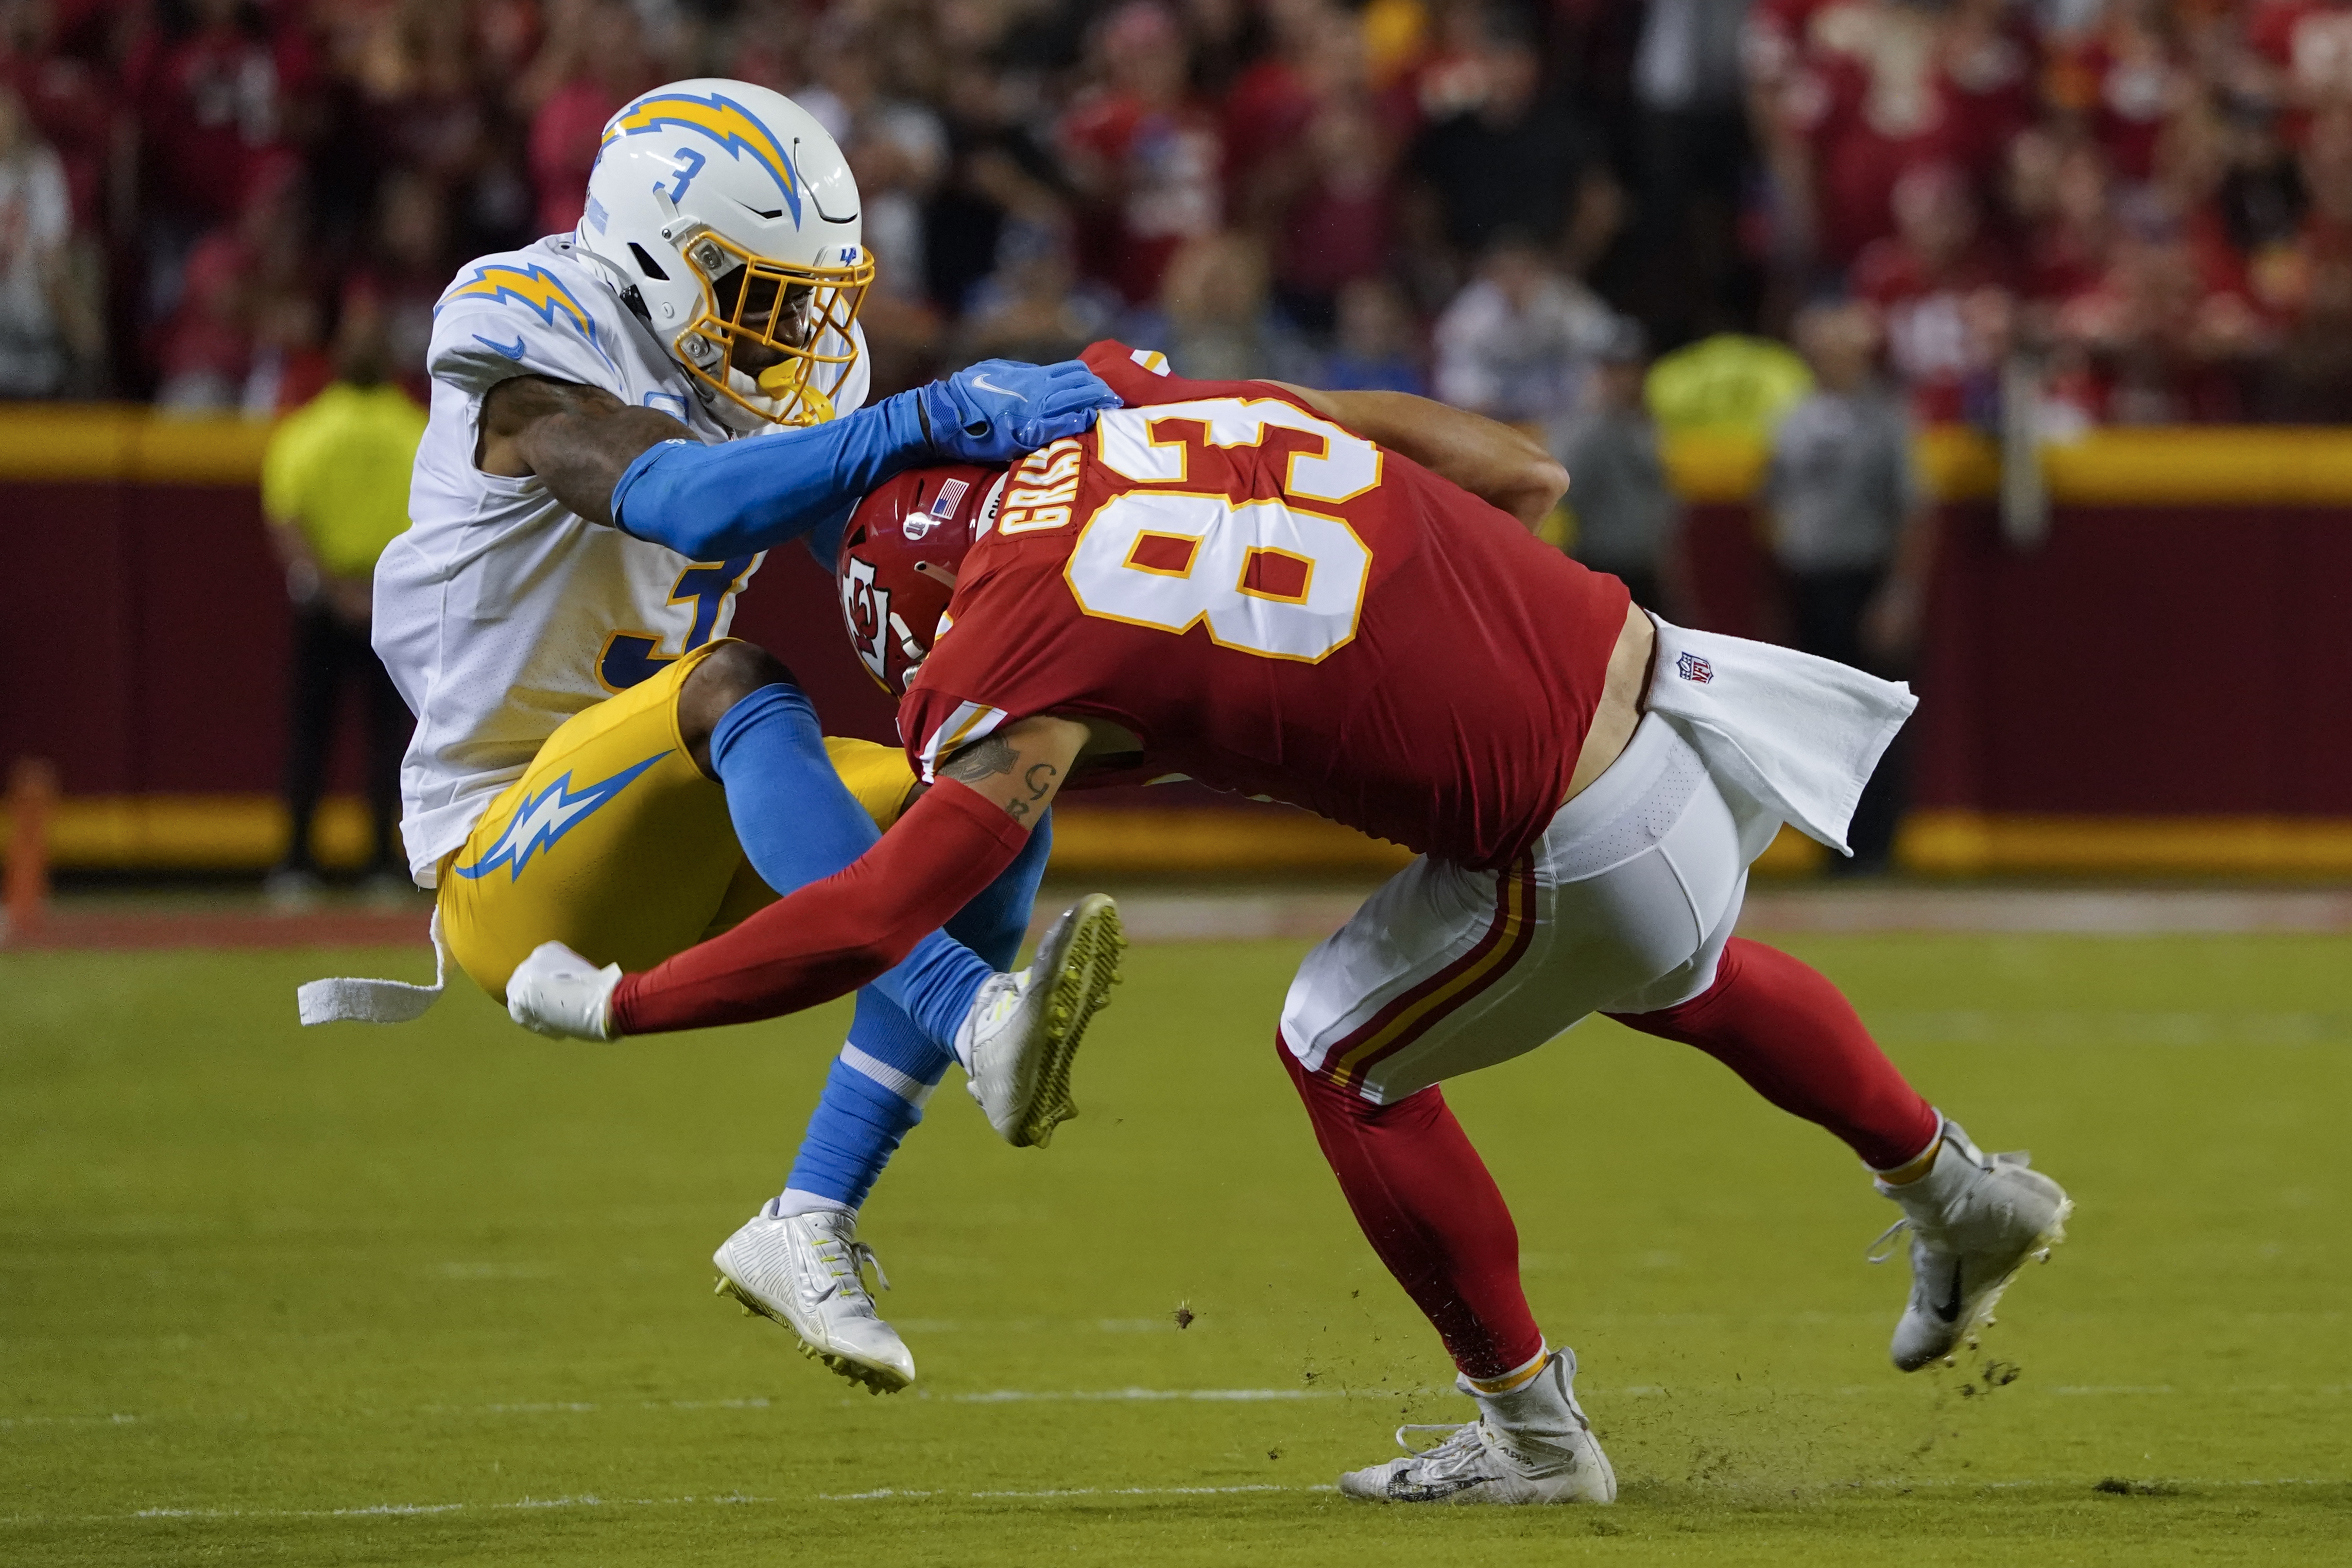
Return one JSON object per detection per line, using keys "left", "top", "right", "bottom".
{"left": 579, "top": 79, "right": 873, "bottom": 429}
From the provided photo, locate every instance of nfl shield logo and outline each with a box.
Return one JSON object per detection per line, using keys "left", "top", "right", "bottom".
{"left": 1676, "top": 651, "right": 1713, "bottom": 684}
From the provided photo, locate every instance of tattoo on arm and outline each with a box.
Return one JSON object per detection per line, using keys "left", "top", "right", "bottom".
{"left": 481, "top": 374, "right": 626, "bottom": 432}
{"left": 1006, "top": 761, "right": 1058, "bottom": 822}
{"left": 477, "top": 374, "right": 692, "bottom": 523}
{"left": 939, "top": 735, "right": 1062, "bottom": 823}
{"left": 939, "top": 734, "right": 1019, "bottom": 784}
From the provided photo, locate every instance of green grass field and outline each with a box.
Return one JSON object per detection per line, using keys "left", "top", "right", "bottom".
{"left": 5, "top": 927, "right": 2349, "bottom": 1565}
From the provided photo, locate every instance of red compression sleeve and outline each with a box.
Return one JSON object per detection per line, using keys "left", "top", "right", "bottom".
{"left": 609, "top": 779, "right": 1028, "bottom": 1036}
{"left": 1280, "top": 1039, "right": 1544, "bottom": 1381}
{"left": 1605, "top": 937, "right": 1940, "bottom": 1171}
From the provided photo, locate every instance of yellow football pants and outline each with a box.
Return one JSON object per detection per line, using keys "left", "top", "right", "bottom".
{"left": 437, "top": 639, "right": 917, "bottom": 1001}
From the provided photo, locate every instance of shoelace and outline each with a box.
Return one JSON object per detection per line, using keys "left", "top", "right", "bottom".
{"left": 1391, "top": 1422, "right": 1492, "bottom": 1479}
{"left": 851, "top": 1240, "right": 891, "bottom": 1293}
{"left": 1866, "top": 1149, "right": 2035, "bottom": 1264}
{"left": 807, "top": 1229, "right": 892, "bottom": 1302}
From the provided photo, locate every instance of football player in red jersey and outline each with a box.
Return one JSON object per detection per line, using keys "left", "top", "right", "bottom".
{"left": 509, "top": 341, "right": 2073, "bottom": 1506}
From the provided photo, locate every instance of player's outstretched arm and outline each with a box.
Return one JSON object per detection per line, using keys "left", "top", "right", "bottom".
{"left": 600, "top": 717, "right": 1088, "bottom": 1035}
{"left": 1267, "top": 383, "right": 1569, "bottom": 531}
{"left": 608, "top": 360, "right": 1118, "bottom": 559}
{"left": 478, "top": 360, "right": 1118, "bottom": 555}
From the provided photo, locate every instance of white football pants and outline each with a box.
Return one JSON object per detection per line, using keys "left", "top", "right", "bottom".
{"left": 1280, "top": 712, "right": 1769, "bottom": 1104}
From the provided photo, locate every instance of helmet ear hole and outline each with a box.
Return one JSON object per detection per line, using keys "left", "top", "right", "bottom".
{"left": 627, "top": 242, "right": 670, "bottom": 282}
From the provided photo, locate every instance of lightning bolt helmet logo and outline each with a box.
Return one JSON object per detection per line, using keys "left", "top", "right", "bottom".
{"left": 601, "top": 90, "right": 802, "bottom": 227}
{"left": 578, "top": 78, "right": 874, "bottom": 429}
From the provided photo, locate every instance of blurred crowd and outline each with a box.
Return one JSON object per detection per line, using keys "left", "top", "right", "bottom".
{"left": 8, "top": 0, "right": 2352, "bottom": 424}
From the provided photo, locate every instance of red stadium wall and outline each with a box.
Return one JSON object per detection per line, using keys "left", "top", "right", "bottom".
{"left": 2, "top": 411, "right": 2348, "bottom": 874}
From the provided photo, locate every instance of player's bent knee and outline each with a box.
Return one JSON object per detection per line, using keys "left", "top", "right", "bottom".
{"left": 686, "top": 639, "right": 800, "bottom": 710}
{"left": 678, "top": 640, "right": 801, "bottom": 769}
{"left": 1278, "top": 1032, "right": 1435, "bottom": 1126}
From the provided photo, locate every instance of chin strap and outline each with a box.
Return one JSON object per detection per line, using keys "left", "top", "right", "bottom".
{"left": 296, "top": 907, "right": 450, "bottom": 1025}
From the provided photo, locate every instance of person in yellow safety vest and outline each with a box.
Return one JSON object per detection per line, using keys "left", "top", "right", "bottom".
{"left": 1643, "top": 330, "right": 1813, "bottom": 439}
{"left": 260, "top": 310, "right": 428, "bottom": 903}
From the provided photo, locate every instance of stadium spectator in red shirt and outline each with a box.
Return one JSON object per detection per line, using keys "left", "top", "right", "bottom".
{"left": 124, "top": 0, "right": 313, "bottom": 230}
{"left": 2045, "top": 0, "right": 2189, "bottom": 189}
{"left": 1059, "top": 2, "right": 1224, "bottom": 307}
{"left": 1852, "top": 162, "right": 2015, "bottom": 423}
{"left": 2007, "top": 126, "right": 2117, "bottom": 305}
{"left": 521, "top": 0, "right": 653, "bottom": 238}
{"left": 339, "top": 169, "right": 452, "bottom": 402}
{"left": 1777, "top": 0, "right": 2031, "bottom": 277}
{"left": 0, "top": 0, "right": 120, "bottom": 240}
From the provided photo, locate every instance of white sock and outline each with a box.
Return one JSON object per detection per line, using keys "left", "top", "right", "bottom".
{"left": 769, "top": 1188, "right": 854, "bottom": 1219}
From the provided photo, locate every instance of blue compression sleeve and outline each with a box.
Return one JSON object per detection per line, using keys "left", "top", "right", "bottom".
{"left": 613, "top": 358, "right": 1119, "bottom": 559}
{"left": 707, "top": 684, "right": 994, "bottom": 1037}
{"left": 707, "top": 683, "right": 994, "bottom": 1042}
{"left": 783, "top": 991, "right": 946, "bottom": 1208}
{"left": 611, "top": 390, "right": 928, "bottom": 559}
{"left": 708, "top": 683, "right": 880, "bottom": 886}
{"left": 779, "top": 813, "right": 1051, "bottom": 1206}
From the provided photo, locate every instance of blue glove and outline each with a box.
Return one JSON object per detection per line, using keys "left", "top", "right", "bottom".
{"left": 915, "top": 359, "right": 1121, "bottom": 463}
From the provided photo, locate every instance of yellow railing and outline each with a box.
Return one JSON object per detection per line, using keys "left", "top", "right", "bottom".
{"left": 7, "top": 406, "right": 2352, "bottom": 505}
{"left": 1661, "top": 424, "right": 2352, "bottom": 506}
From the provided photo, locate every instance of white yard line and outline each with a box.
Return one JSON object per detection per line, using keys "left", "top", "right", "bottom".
{"left": 944, "top": 1387, "right": 1362, "bottom": 1403}
{"left": 822, "top": 1483, "right": 1330, "bottom": 1501}
{"left": 14, "top": 1475, "right": 2343, "bottom": 1529}
{"left": 9, "top": 1381, "right": 2340, "bottom": 1434}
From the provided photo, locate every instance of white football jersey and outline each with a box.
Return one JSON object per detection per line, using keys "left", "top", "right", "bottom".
{"left": 374, "top": 233, "right": 869, "bottom": 885}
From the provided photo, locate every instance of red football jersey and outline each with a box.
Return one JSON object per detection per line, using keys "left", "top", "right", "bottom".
{"left": 898, "top": 342, "right": 1631, "bottom": 870}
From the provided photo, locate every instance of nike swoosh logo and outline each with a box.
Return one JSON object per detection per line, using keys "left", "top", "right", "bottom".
{"left": 1932, "top": 1268, "right": 1965, "bottom": 1324}
{"left": 475, "top": 334, "right": 527, "bottom": 360}
{"left": 967, "top": 374, "right": 1027, "bottom": 401}
{"left": 1391, "top": 1475, "right": 1484, "bottom": 1502}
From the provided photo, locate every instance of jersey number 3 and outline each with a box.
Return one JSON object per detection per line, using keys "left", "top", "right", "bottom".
{"left": 1067, "top": 399, "right": 1376, "bottom": 663}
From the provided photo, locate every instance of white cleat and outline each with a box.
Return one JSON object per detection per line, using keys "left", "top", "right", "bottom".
{"left": 505, "top": 940, "right": 621, "bottom": 1040}
{"left": 712, "top": 1201, "right": 916, "bottom": 1394}
{"left": 1873, "top": 1119, "right": 2073, "bottom": 1372}
{"left": 1338, "top": 1349, "right": 1617, "bottom": 1506}
{"left": 954, "top": 893, "right": 1125, "bottom": 1147}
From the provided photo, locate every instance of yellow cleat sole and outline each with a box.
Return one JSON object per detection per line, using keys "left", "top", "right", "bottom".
{"left": 1017, "top": 893, "right": 1127, "bottom": 1149}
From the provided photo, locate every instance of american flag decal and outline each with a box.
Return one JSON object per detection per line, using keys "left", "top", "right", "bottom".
{"left": 1676, "top": 651, "right": 1713, "bottom": 684}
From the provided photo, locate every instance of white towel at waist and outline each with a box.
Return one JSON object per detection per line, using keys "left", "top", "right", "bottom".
{"left": 1638, "top": 613, "right": 1916, "bottom": 858}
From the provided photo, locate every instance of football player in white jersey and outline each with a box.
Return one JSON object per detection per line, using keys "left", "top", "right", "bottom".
{"left": 306, "top": 80, "right": 1126, "bottom": 1395}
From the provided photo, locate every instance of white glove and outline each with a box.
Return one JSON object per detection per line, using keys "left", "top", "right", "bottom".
{"left": 506, "top": 941, "right": 622, "bottom": 1041}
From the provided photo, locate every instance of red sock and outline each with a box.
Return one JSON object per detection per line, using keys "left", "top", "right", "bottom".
{"left": 1278, "top": 1038, "right": 1543, "bottom": 1380}
{"left": 1605, "top": 937, "right": 1939, "bottom": 1170}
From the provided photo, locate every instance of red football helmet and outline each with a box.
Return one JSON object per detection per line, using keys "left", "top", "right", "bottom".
{"left": 837, "top": 462, "right": 1006, "bottom": 694}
